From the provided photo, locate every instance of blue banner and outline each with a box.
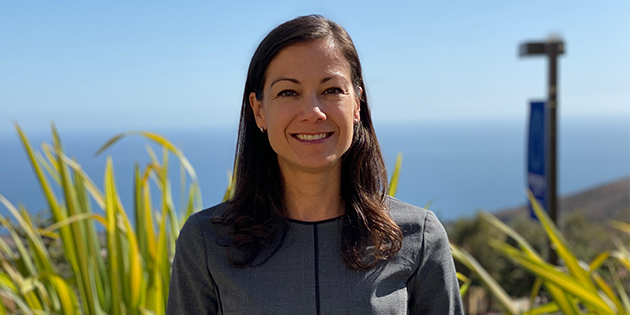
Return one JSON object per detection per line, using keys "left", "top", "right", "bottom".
{"left": 527, "top": 101, "right": 548, "bottom": 218}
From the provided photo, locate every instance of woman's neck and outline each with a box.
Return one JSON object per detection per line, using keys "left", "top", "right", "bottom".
{"left": 281, "top": 163, "right": 344, "bottom": 222}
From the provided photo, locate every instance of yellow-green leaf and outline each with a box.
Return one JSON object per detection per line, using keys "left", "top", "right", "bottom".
{"left": 388, "top": 152, "right": 402, "bottom": 197}
{"left": 451, "top": 243, "right": 517, "bottom": 314}
{"left": 528, "top": 191, "right": 596, "bottom": 291}
{"left": 491, "top": 239, "right": 614, "bottom": 314}
{"left": 609, "top": 220, "right": 630, "bottom": 234}
{"left": 589, "top": 251, "right": 610, "bottom": 274}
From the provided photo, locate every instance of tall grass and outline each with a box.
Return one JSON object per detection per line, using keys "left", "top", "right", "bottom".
{"left": 451, "top": 194, "right": 630, "bottom": 314}
{"left": 0, "top": 124, "right": 201, "bottom": 314}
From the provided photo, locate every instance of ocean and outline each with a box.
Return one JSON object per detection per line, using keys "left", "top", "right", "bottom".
{"left": 1, "top": 117, "right": 628, "bottom": 222}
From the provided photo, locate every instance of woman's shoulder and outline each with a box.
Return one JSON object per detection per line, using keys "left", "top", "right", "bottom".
{"left": 187, "top": 202, "right": 228, "bottom": 223}
{"left": 178, "top": 202, "right": 230, "bottom": 245}
{"left": 386, "top": 196, "right": 445, "bottom": 239}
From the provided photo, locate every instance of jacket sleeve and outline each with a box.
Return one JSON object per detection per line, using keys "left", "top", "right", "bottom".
{"left": 407, "top": 211, "right": 464, "bottom": 315}
{"left": 167, "top": 214, "right": 221, "bottom": 314}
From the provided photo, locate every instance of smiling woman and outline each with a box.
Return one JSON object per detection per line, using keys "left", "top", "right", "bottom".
{"left": 167, "top": 15, "right": 463, "bottom": 315}
{"left": 250, "top": 39, "right": 361, "bottom": 217}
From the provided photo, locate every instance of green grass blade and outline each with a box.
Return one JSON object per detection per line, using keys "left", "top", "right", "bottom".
{"left": 612, "top": 238, "right": 630, "bottom": 271}
{"left": 524, "top": 301, "right": 560, "bottom": 315}
{"left": 183, "top": 182, "right": 197, "bottom": 223}
{"left": 491, "top": 239, "right": 614, "bottom": 314}
{"left": 222, "top": 170, "right": 233, "bottom": 202}
{"left": 529, "top": 277, "right": 543, "bottom": 313}
{"left": 16, "top": 123, "right": 86, "bottom": 313}
{"left": 455, "top": 272, "right": 468, "bottom": 283}
{"left": 589, "top": 251, "right": 610, "bottom": 274}
{"left": 93, "top": 133, "right": 126, "bottom": 157}
{"left": 0, "top": 259, "right": 43, "bottom": 312}
{"left": 483, "top": 210, "right": 587, "bottom": 314}
{"left": 62, "top": 154, "right": 106, "bottom": 209}
{"left": 17, "top": 132, "right": 63, "bottom": 217}
{"left": 95, "top": 131, "right": 197, "bottom": 182}
{"left": 14, "top": 125, "right": 70, "bottom": 243}
{"left": 0, "top": 271, "right": 18, "bottom": 293}
{"left": 105, "top": 157, "right": 122, "bottom": 315}
{"left": 0, "top": 295, "right": 6, "bottom": 315}
{"left": 0, "top": 214, "right": 37, "bottom": 277}
{"left": 52, "top": 125, "right": 96, "bottom": 315}
{"left": 451, "top": 243, "right": 517, "bottom": 314}
{"left": 481, "top": 209, "right": 583, "bottom": 314}
{"left": 36, "top": 151, "right": 61, "bottom": 184}
{"left": 528, "top": 191, "right": 596, "bottom": 290}
{"left": 74, "top": 166, "right": 110, "bottom": 315}
{"left": 41, "top": 143, "right": 59, "bottom": 171}
{"left": 0, "top": 195, "right": 52, "bottom": 274}
{"left": 609, "top": 261, "right": 630, "bottom": 314}
{"left": 134, "top": 164, "right": 150, "bottom": 270}
{"left": 0, "top": 235, "right": 17, "bottom": 261}
{"left": 543, "top": 283, "right": 579, "bottom": 315}
{"left": 15, "top": 205, "right": 65, "bottom": 311}
{"left": 456, "top": 272, "right": 473, "bottom": 296}
{"left": 21, "top": 272, "right": 78, "bottom": 315}
{"left": 0, "top": 284, "right": 33, "bottom": 315}
{"left": 388, "top": 152, "right": 402, "bottom": 197}
{"left": 39, "top": 213, "right": 106, "bottom": 236}
{"left": 609, "top": 220, "right": 630, "bottom": 234}
{"left": 593, "top": 272, "right": 626, "bottom": 315}
{"left": 142, "top": 180, "right": 157, "bottom": 263}
{"left": 481, "top": 211, "right": 540, "bottom": 258}
{"left": 116, "top": 197, "right": 144, "bottom": 311}
{"left": 45, "top": 273, "right": 79, "bottom": 315}
{"left": 147, "top": 205, "right": 168, "bottom": 315}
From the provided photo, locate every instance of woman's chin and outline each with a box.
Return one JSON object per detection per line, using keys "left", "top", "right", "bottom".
{"left": 278, "top": 156, "right": 342, "bottom": 174}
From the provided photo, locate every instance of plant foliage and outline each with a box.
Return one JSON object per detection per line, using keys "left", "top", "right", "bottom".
{"left": 0, "top": 124, "right": 201, "bottom": 314}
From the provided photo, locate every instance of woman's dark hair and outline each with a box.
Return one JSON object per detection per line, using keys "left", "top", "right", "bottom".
{"left": 214, "top": 14, "right": 403, "bottom": 270}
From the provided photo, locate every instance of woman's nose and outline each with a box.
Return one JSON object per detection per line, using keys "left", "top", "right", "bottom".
{"left": 299, "top": 93, "right": 327, "bottom": 122}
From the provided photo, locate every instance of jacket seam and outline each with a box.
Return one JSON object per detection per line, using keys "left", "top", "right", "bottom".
{"left": 197, "top": 216, "right": 224, "bottom": 314}
{"left": 313, "top": 224, "right": 321, "bottom": 315}
{"left": 405, "top": 211, "right": 429, "bottom": 286}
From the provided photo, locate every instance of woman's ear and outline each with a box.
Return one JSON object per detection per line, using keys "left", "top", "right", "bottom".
{"left": 354, "top": 86, "right": 362, "bottom": 122}
{"left": 249, "top": 92, "right": 266, "bottom": 129}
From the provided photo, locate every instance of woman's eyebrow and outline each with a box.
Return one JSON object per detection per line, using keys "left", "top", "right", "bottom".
{"left": 321, "top": 75, "right": 349, "bottom": 85}
{"left": 270, "top": 77, "right": 300, "bottom": 88}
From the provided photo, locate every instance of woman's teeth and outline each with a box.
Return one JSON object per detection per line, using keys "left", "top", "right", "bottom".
{"left": 295, "top": 133, "right": 328, "bottom": 141}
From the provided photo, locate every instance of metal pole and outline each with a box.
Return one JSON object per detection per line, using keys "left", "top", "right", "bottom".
{"left": 520, "top": 38, "right": 564, "bottom": 265}
{"left": 547, "top": 43, "right": 559, "bottom": 266}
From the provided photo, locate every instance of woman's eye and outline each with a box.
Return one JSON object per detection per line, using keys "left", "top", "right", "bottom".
{"left": 324, "top": 87, "right": 344, "bottom": 95}
{"left": 277, "top": 90, "right": 297, "bottom": 97}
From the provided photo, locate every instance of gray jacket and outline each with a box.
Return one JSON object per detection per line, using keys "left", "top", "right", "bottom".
{"left": 167, "top": 197, "right": 464, "bottom": 314}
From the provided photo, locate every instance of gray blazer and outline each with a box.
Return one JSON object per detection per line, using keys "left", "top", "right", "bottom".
{"left": 167, "top": 197, "right": 464, "bottom": 314}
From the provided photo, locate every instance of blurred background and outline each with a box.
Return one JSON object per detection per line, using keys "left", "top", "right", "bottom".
{"left": 1, "top": 1, "right": 628, "bottom": 313}
{"left": 1, "top": 0, "right": 627, "bottom": 220}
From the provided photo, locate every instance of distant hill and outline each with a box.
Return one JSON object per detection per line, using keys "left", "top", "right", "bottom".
{"left": 493, "top": 176, "right": 629, "bottom": 224}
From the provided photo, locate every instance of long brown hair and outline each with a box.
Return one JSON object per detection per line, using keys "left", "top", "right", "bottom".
{"left": 214, "top": 15, "right": 403, "bottom": 270}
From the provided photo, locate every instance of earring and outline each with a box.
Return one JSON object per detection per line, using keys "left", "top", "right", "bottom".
{"left": 260, "top": 127, "right": 265, "bottom": 133}
{"left": 354, "top": 118, "right": 359, "bottom": 124}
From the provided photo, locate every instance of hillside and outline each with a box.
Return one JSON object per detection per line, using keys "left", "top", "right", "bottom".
{"left": 493, "top": 176, "right": 629, "bottom": 224}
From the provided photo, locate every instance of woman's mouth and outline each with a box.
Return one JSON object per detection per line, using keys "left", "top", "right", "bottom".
{"left": 292, "top": 132, "right": 333, "bottom": 142}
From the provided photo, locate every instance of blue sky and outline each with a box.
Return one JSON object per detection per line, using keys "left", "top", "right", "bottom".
{"left": 1, "top": 1, "right": 628, "bottom": 134}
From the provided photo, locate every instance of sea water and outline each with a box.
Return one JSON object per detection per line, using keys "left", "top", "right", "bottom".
{"left": 1, "top": 117, "right": 628, "bottom": 222}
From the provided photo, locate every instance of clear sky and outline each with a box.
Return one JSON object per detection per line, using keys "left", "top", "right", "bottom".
{"left": 1, "top": 0, "right": 628, "bottom": 134}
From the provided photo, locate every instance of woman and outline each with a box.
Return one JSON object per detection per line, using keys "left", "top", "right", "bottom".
{"left": 167, "top": 15, "right": 463, "bottom": 315}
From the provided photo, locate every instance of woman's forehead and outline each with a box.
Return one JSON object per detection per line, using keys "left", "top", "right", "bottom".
{"left": 264, "top": 39, "right": 351, "bottom": 87}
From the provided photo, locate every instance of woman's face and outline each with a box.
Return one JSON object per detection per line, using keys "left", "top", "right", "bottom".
{"left": 250, "top": 39, "right": 361, "bottom": 175}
